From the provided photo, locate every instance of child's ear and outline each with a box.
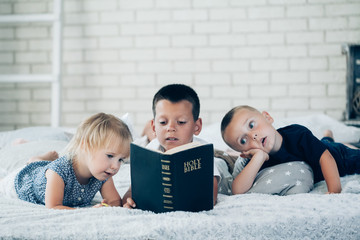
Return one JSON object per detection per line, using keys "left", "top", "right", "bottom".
{"left": 151, "top": 119, "right": 156, "bottom": 136}
{"left": 194, "top": 118, "right": 202, "bottom": 136}
{"left": 262, "top": 111, "right": 274, "bottom": 124}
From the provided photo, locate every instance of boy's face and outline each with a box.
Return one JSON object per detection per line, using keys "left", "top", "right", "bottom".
{"left": 152, "top": 99, "right": 202, "bottom": 151}
{"left": 223, "top": 108, "right": 278, "bottom": 154}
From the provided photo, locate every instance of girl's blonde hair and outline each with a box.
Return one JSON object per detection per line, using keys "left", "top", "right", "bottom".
{"left": 65, "top": 113, "right": 133, "bottom": 159}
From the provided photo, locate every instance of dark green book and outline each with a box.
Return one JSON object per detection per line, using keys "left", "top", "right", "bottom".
{"left": 130, "top": 142, "right": 214, "bottom": 213}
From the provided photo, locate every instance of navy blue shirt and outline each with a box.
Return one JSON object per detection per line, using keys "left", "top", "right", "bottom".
{"left": 261, "top": 124, "right": 349, "bottom": 183}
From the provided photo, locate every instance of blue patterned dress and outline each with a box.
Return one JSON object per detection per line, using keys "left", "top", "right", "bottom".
{"left": 14, "top": 156, "right": 107, "bottom": 207}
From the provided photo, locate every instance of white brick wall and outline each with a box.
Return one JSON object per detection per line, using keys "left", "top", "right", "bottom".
{"left": 0, "top": 0, "right": 359, "bottom": 132}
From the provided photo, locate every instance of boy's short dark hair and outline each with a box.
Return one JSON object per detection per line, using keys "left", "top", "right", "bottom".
{"left": 221, "top": 105, "right": 258, "bottom": 138}
{"left": 152, "top": 84, "right": 200, "bottom": 121}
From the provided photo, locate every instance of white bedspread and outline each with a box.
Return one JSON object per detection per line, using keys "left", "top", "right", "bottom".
{"left": 0, "top": 114, "right": 359, "bottom": 239}
{"left": 0, "top": 163, "right": 359, "bottom": 240}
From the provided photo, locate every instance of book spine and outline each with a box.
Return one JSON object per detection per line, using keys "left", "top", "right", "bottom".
{"left": 161, "top": 158, "right": 174, "bottom": 211}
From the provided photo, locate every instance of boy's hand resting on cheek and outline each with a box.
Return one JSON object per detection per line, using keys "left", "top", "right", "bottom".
{"left": 240, "top": 148, "right": 269, "bottom": 163}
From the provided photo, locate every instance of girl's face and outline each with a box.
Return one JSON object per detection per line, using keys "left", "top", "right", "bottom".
{"left": 86, "top": 137, "right": 130, "bottom": 181}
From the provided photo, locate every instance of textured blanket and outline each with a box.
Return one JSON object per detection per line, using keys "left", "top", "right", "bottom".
{"left": 1, "top": 164, "right": 359, "bottom": 240}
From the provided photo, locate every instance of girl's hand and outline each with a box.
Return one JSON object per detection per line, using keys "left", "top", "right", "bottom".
{"left": 240, "top": 148, "right": 269, "bottom": 163}
{"left": 93, "top": 199, "right": 110, "bottom": 208}
{"left": 122, "top": 197, "right": 136, "bottom": 209}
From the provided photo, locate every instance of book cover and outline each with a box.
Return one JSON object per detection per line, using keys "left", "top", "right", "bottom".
{"left": 130, "top": 142, "right": 214, "bottom": 213}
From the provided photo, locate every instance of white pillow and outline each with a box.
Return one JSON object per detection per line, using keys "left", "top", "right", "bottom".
{"left": 0, "top": 140, "right": 68, "bottom": 177}
{"left": 0, "top": 127, "right": 71, "bottom": 149}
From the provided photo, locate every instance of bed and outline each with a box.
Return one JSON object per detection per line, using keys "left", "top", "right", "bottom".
{"left": 0, "top": 114, "right": 359, "bottom": 240}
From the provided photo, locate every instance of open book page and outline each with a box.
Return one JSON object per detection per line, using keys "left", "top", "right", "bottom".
{"left": 164, "top": 141, "right": 204, "bottom": 154}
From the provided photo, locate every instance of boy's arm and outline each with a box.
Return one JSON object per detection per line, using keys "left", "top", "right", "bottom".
{"left": 213, "top": 177, "right": 218, "bottom": 205}
{"left": 122, "top": 185, "right": 136, "bottom": 209}
{"left": 319, "top": 150, "right": 341, "bottom": 193}
{"left": 232, "top": 149, "right": 268, "bottom": 194}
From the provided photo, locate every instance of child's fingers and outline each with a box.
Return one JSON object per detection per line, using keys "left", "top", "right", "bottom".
{"left": 123, "top": 198, "right": 136, "bottom": 209}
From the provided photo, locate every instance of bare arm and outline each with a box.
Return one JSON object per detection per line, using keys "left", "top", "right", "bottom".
{"left": 232, "top": 149, "right": 269, "bottom": 195}
{"left": 45, "top": 169, "right": 74, "bottom": 210}
{"left": 319, "top": 149, "right": 341, "bottom": 193}
{"left": 100, "top": 177, "right": 121, "bottom": 206}
{"left": 122, "top": 186, "right": 136, "bottom": 209}
{"left": 213, "top": 177, "right": 218, "bottom": 205}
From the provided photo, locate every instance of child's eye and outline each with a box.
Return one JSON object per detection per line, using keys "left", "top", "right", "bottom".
{"left": 118, "top": 158, "right": 124, "bottom": 163}
{"left": 177, "top": 121, "right": 186, "bottom": 125}
{"left": 249, "top": 121, "right": 255, "bottom": 129}
{"left": 240, "top": 138, "right": 247, "bottom": 145}
{"left": 159, "top": 121, "right": 166, "bottom": 125}
{"left": 107, "top": 154, "right": 114, "bottom": 158}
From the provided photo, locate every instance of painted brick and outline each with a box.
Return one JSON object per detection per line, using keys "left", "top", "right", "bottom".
{"left": 120, "top": 49, "right": 155, "bottom": 61}
{"left": 157, "top": 74, "right": 193, "bottom": 85}
{"left": 251, "top": 59, "right": 288, "bottom": 71}
{"left": 121, "top": 23, "right": 155, "bottom": 35}
{"left": 156, "top": 48, "right": 192, "bottom": 60}
{"left": 233, "top": 47, "right": 269, "bottom": 59}
{"left": 310, "top": 71, "right": 345, "bottom": 84}
{"left": 195, "top": 74, "right": 231, "bottom": 85}
{"left": 16, "top": 27, "right": 48, "bottom": 39}
{"left": 65, "top": 13, "right": 99, "bottom": 24}
{"left": 287, "top": 32, "right": 324, "bottom": 44}
{"left": 83, "top": 0, "right": 117, "bottom": 11}
{"left": 18, "top": 101, "right": 50, "bottom": 112}
{"left": 0, "top": 53, "right": 13, "bottom": 63}
{"left": 156, "top": 23, "right": 192, "bottom": 34}
{"left": 121, "top": 75, "right": 156, "bottom": 86}
{"left": 194, "top": 22, "right": 231, "bottom": 34}
{"left": 99, "top": 37, "right": 133, "bottom": 48}
{"left": 172, "top": 35, "right": 207, "bottom": 47}
{"left": 135, "top": 36, "right": 170, "bottom": 47}
{"left": 174, "top": 61, "right": 211, "bottom": 72}
{"left": 310, "top": 17, "right": 347, "bottom": 30}
{"left": 137, "top": 10, "right": 171, "bottom": 22}
{"left": 101, "top": 88, "right": 136, "bottom": 99}
{"left": 289, "top": 84, "right": 326, "bottom": 96}
{"left": 233, "top": 20, "right": 268, "bottom": 32}
{"left": 102, "top": 63, "right": 136, "bottom": 73}
{"left": 290, "top": 58, "right": 327, "bottom": 70}
{"left": 209, "top": 9, "right": 246, "bottom": 20}
{"left": 15, "top": 52, "right": 48, "bottom": 63}
{"left": 14, "top": 2, "right": 47, "bottom": 14}
{"left": 270, "top": 46, "right": 307, "bottom": 58}
{"left": 194, "top": 48, "right": 230, "bottom": 59}
{"left": 172, "top": 9, "right": 208, "bottom": 21}
{"left": 271, "top": 98, "right": 309, "bottom": 110}
{"left": 85, "top": 50, "right": 118, "bottom": 62}
{"left": 233, "top": 73, "right": 270, "bottom": 84}
{"left": 85, "top": 75, "right": 119, "bottom": 87}
{"left": 0, "top": 28, "right": 14, "bottom": 39}
{"left": 271, "top": 19, "right": 307, "bottom": 31}
{"left": 84, "top": 25, "right": 119, "bottom": 36}
{"left": 210, "top": 35, "right": 246, "bottom": 46}
{"left": 287, "top": 5, "right": 324, "bottom": 17}
{"left": 250, "top": 85, "right": 287, "bottom": 97}
{"left": 155, "top": 0, "right": 192, "bottom": 8}
{"left": 248, "top": 7, "right": 285, "bottom": 19}
{"left": 272, "top": 72, "right": 308, "bottom": 84}
{"left": 213, "top": 60, "right": 249, "bottom": 72}
{"left": 100, "top": 11, "right": 134, "bottom": 23}
{"left": 66, "top": 63, "right": 101, "bottom": 74}
{"left": 247, "top": 33, "right": 284, "bottom": 45}
{"left": 325, "top": 4, "right": 360, "bottom": 16}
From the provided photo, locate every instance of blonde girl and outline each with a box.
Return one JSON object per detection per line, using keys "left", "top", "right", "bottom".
{"left": 14, "top": 113, "right": 132, "bottom": 209}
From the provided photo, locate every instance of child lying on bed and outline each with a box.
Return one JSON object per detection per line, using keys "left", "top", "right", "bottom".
{"left": 221, "top": 105, "right": 360, "bottom": 194}
{"left": 0, "top": 113, "right": 132, "bottom": 209}
{"left": 123, "top": 84, "right": 226, "bottom": 208}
